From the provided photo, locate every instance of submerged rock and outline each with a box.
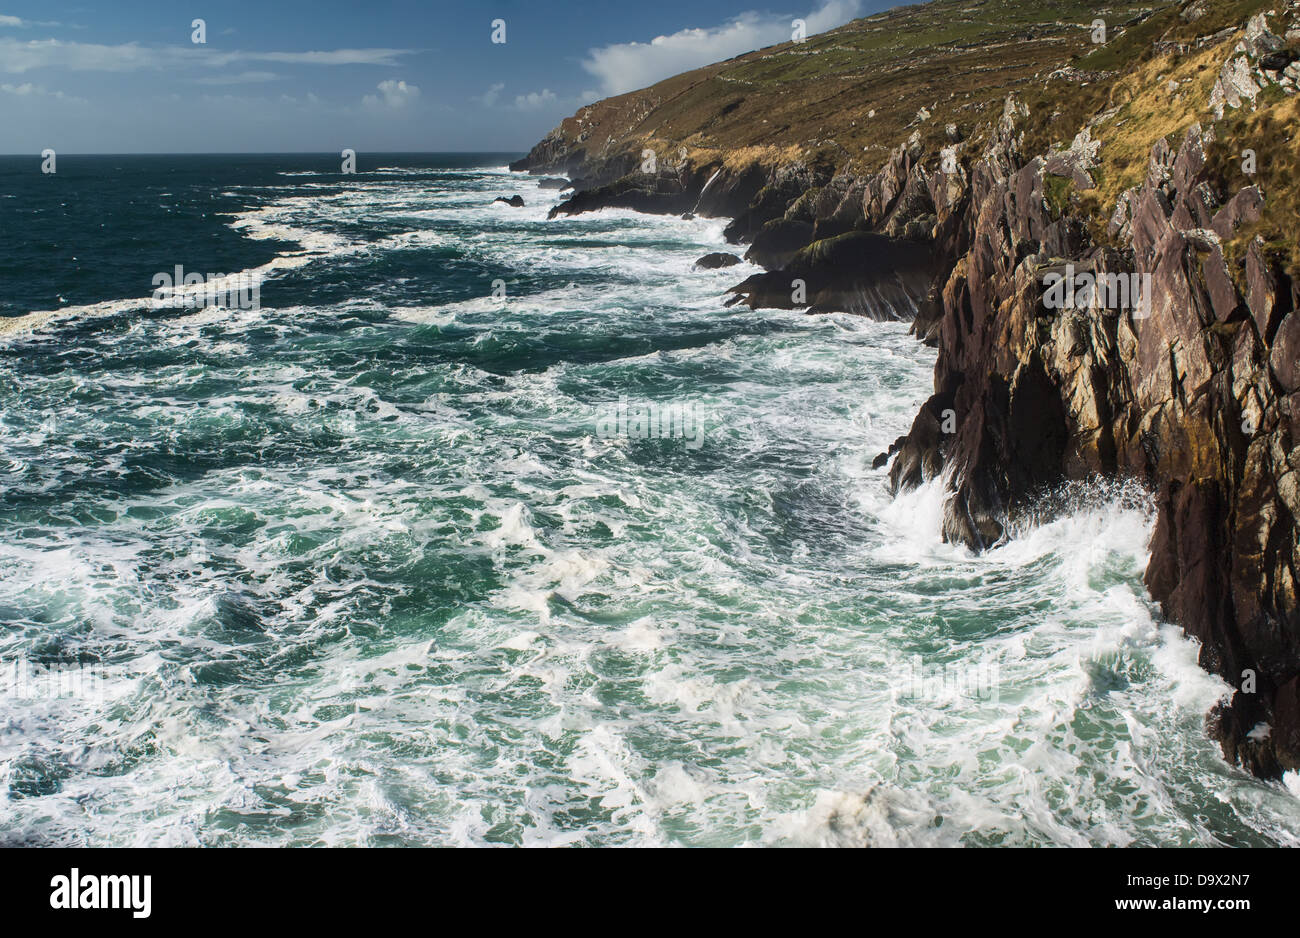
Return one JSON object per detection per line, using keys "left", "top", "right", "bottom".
{"left": 494, "top": 195, "right": 525, "bottom": 207}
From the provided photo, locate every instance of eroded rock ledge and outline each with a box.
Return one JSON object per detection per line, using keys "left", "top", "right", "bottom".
{"left": 513, "top": 4, "right": 1300, "bottom": 779}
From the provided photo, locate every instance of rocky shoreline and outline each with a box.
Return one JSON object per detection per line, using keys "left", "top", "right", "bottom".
{"left": 510, "top": 4, "right": 1300, "bottom": 779}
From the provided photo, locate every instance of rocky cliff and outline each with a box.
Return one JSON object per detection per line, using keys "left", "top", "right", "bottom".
{"left": 513, "top": 0, "right": 1300, "bottom": 778}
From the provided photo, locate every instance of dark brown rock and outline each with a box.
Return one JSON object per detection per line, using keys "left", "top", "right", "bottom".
{"left": 1202, "top": 245, "right": 1243, "bottom": 322}
{"left": 744, "top": 219, "right": 815, "bottom": 269}
{"left": 694, "top": 252, "right": 743, "bottom": 270}
{"left": 728, "top": 230, "right": 934, "bottom": 318}
{"left": 1246, "top": 239, "right": 1283, "bottom": 343}
{"left": 1210, "top": 186, "right": 1263, "bottom": 240}
{"left": 1271, "top": 312, "right": 1300, "bottom": 393}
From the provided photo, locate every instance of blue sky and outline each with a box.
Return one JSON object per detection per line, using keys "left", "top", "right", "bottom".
{"left": 0, "top": 0, "right": 892, "bottom": 153}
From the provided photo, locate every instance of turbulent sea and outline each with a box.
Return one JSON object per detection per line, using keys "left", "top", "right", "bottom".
{"left": 1, "top": 153, "right": 1298, "bottom": 847}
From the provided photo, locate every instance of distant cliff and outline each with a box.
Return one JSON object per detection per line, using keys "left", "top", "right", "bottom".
{"left": 513, "top": 0, "right": 1300, "bottom": 778}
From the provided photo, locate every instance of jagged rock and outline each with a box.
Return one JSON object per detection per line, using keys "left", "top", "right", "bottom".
{"left": 1206, "top": 17, "right": 1289, "bottom": 118}
{"left": 1169, "top": 123, "right": 1206, "bottom": 196}
{"left": 1044, "top": 127, "right": 1101, "bottom": 190}
{"left": 888, "top": 394, "right": 952, "bottom": 489}
{"left": 547, "top": 166, "right": 707, "bottom": 219}
{"left": 728, "top": 230, "right": 933, "bottom": 318}
{"left": 693, "top": 252, "right": 742, "bottom": 270}
{"left": 884, "top": 168, "right": 938, "bottom": 239}
{"left": 1260, "top": 50, "right": 1298, "bottom": 72}
{"left": 494, "top": 195, "right": 525, "bottom": 207}
{"left": 1210, "top": 185, "right": 1263, "bottom": 239}
{"left": 1107, "top": 188, "right": 1139, "bottom": 240}
{"left": 1243, "top": 13, "right": 1284, "bottom": 55}
{"left": 724, "top": 164, "right": 826, "bottom": 243}
{"left": 1210, "top": 55, "right": 1261, "bottom": 118}
{"left": 695, "top": 163, "right": 767, "bottom": 222}
{"left": 744, "top": 218, "right": 815, "bottom": 269}
{"left": 1146, "top": 136, "right": 1176, "bottom": 189}
{"left": 1271, "top": 312, "right": 1300, "bottom": 392}
{"left": 863, "top": 144, "right": 919, "bottom": 226}
{"left": 1201, "top": 244, "right": 1242, "bottom": 322}
{"left": 1246, "top": 239, "right": 1283, "bottom": 342}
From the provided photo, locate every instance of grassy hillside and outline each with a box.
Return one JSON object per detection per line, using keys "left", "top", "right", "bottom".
{"left": 549, "top": 0, "right": 1171, "bottom": 170}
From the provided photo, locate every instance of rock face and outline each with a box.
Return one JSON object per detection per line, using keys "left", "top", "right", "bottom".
{"left": 728, "top": 231, "right": 935, "bottom": 318}
{"left": 880, "top": 92, "right": 1300, "bottom": 777}
{"left": 513, "top": 1, "right": 1300, "bottom": 779}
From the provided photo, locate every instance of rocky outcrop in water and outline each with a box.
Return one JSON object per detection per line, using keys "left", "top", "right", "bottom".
{"left": 726, "top": 231, "right": 935, "bottom": 318}
{"left": 694, "top": 252, "right": 743, "bottom": 269}
{"left": 525, "top": 145, "right": 942, "bottom": 321}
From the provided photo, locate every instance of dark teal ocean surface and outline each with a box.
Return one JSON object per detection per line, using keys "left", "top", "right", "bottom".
{"left": 1, "top": 154, "right": 1297, "bottom": 845}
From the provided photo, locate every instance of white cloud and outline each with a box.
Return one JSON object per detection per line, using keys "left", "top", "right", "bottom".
{"left": 474, "top": 84, "right": 583, "bottom": 113}
{"left": 514, "top": 88, "right": 556, "bottom": 110}
{"left": 581, "top": 0, "right": 861, "bottom": 96}
{"left": 1, "top": 80, "right": 83, "bottom": 103}
{"left": 0, "top": 37, "right": 414, "bottom": 73}
{"left": 0, "top": 38, "right": 155, "bottom": 72}
{"left": 0, "top": 14, "right": 61, "bottom": 28}
{"left": 475, "top": 82, "right": 504, "bottom": 107}
{"left": 249, "top": 49, "right": 412, "bottom": 67}
{"left": 363, "top": 78, "right": 419, "bottom": 109}
{"left": 802, "top": 0, "right": 865, "bottom": 33}
{"left": 194, "top": 70, "right": 279, "bottom": 86}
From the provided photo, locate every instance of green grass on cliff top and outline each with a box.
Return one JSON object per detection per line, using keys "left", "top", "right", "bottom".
{"left": 550, "top": 0, "right": 1176, "bottom": 172}
{"left": 551, "top": 0, "right": 1280, "bottom": 171}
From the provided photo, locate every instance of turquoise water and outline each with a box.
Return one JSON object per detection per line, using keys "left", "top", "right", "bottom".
{"left": 1, "top": 155, "right": 1298, "bottom": 846}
